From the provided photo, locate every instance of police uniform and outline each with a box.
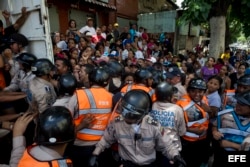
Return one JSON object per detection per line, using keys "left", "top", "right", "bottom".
{"left": 28, "top": 77, "right": 56, "bottom": 113}
{"left": 151, "top": 102, "right": 186, "bottom": 151}
{"left": 52, "top": 96, "right": 71, "bottom": 107}
{"left": 92, "top": 115, "right": 180, "bottom": 166}
{"left": 4, "top": 71, "right": 35, "bottom": 93}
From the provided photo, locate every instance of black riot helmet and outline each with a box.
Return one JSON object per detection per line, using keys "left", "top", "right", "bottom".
{"left": 58, "top": 73, "right": 77, "bottom": 96}
{"left": 16, "top": 52, "right": 37, "bottom": 70}
{"left": 155, "top": 81, "right": 177, "bottom": 102}
{"left": 35, "top": 106, "right": 75, "bottom": 145}
{"left": 31, "top": 58, "right": 55, "bottom": 76}
{"left": 237, "top": 74, "right": 250, "bottom": 86}
{"left": 106, "top": 61, "right": 124, "bottom": 77}
{"left": 134, "top": 68, "right": 153, "bottom": 84}
{"left": 151, "top": 69, "right": 164, "bottom": 89}
{"left": 89, "top": 67, "right": 110, "bottom": 87}
{"left": 235, "top": 90, "right": 250, "bottom": 106}
{"left": 120, "top": 89, "right": 152, "bottom": 121}
{"left": 9, "top": 33, "right": 29, "bottom": 47}
{"left": 187, "top": 77, "right": 207, "bottom": 91}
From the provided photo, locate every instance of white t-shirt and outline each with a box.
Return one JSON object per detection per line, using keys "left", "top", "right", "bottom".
{"left": 79, "top": 25, "right": 96, "bottom": 35}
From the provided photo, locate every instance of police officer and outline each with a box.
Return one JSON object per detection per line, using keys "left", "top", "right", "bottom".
{"left": 8, "top": 33, "right": 29, "bottom": 78}
{"left": 89, "top": 89, "right": 186, "bottom": 167}
{"left": 106, "top": 60, "right": 124, "bottom": 94}
{"left": 151, "top": 82, "right": 186, "bottom": 167}
{"left": 120, "top": 68, "right": 156, "bottom": 101}
{"left": 3, "top": 52, "right": 37, "bottom": 93}
{"left": 53, "top": 73, "right": 77, "bottom": 107}
{"left": 212, "top": 90, "right": 250, "bottom": 166}
{"left": 176, "top": 78, "right": 211, "bottom": 167}
{"left": 18, "top": 106, "right": 75, "bottom": 166}
{"left": 66, "top": 67, "right": 113, "bottom": 167}
{"left": 223, "top": 74, "right": 250, "bottom": 109}
{"left": 28, "top": 58, "right": 57, "bottom": 113}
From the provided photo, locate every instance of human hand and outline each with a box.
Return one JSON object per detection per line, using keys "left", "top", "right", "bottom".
{"left": 88, "top": 155, "right": 98, "bottom": 167}
{"left": 174, "top": 155, "right": 186, "bottom": 167}
{"left": 13, "top": 112, "right": 37, "bottom": 137}
{"left": 2, "top": 10, "right": 10, "bottom": 19}
{"left": 212, "top": 130, "right": 224, "bottom": 140}
{"left": 78, "top": 114, "right": 95, "bottom": 130}
{"left": 200, "top": 102, "right": 210, "bottom": 113}
{"left": 4, "top": 63, "right": 11, "bottom": 71}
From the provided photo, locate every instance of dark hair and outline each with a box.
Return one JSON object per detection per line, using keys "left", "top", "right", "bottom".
{"left": 80, "top": 64, "right": 95, "bottom": 74}
{"left": 68, "top": 19, "right": 77, "bottom": 28}
{"left": 207, "top": 75, "right": 223, "bottom": 94}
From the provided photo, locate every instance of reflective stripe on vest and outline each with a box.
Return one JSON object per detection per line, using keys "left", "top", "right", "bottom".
{"left": 177, "top": 95, "right": 209, "bottom": 141}
{"left": 18, "top": 146, "right": 72, "bottom": 167}
{"left": 75, "top": 88, "right": 112, "bottom": 141}
{"left": 222, "top": 89, "right": 235, "bottom": 109}
{"left": 217, "top": 109, "right": 250, "bottom": 145}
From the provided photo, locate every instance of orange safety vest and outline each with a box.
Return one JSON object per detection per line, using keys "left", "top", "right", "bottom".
{"left": 222, "top": 89, "right": 235, "bottom": 109}
{"left": 18, "top": 145, "right": 72, "bottom": 167}
{"left": 176, "top": 95, "right": 209, "bottom": 142}
{"left": 120, "top": 83, "right": 156, "bottom": 101}
{"left": 75, "top": 88, "right": 112, "bottom": 141}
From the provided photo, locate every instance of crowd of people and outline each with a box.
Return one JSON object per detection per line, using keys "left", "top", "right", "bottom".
{"left": 0, "top": 8, "right": 250, "bottom": 167}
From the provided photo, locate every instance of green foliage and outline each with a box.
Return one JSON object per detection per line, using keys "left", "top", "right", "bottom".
{"left": 178, "top": 0, "right": 211, "bottom": 26}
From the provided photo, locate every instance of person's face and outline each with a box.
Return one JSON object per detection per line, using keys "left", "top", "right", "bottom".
{"left": 125, "top": 75, "right": 134, "bottom": 84}
{"left": 10, "top": 43, "right": 19, "bottom": 53}
{"left": 79, "top": 66, "right": 88, "bottom": 81}
{"left": 185, "top": 73, "right": 195, "bottom": 86}
{"left": 71, "top": 50, "right": 78, "bottom": 59}
{"left": 181, "top": 63, "right": 187, "bottom": 72}
{"left": 130, "top": 66, "right": 138, "bottom": 73}
{"left": 70, "top": 59, "right": 76, "bottom": 68}
{"left": 236, "top": 84, "right": 250, "bottom": 93}
{"left": 68, "top": 39, "right": 76, "bottom": 49}
{"left": 54, "top": 33, "right": 60, "bottom": 43}
{"left": 188, "top": 89, "right": 205, "bottom": 102}
{"left": 70, "top": 21, "right": 76, "bottom": 28}
{"left": 55, "top": 60, "right": 67, "bottom": 75}
{"left": 220, "top": 66, "right": 228, "bottom": 75}
{"left": 80, "top": 38, "right": 87, "bottom": 48}
{"left": 170, "top": 76, "right": 180, "bottom": 85}
{"left": 235, "top": 102, "right": 250, "bottom": 117}
{"left": 207, "top": 78, "right": 220, "bottom": 93}
{"left": 128, "top": 51, "right": 134, "bottom": 59}
{"left": 208, "top": 58, "right": 215, "bottom": 66}
{"left": 101, "top": 25, "right": 107, "bottom": 32}
{"left": 60, "top": 34, "right": 66, "bottom": 41}
{"left": 87, "top": 20, "right": 93, "bottom": 27}
{"left": 147, "top": 77, "right": 153, "bottom": 87}
{"left": 96, "top": 28, "right": 101, "bottom": 35}
{"left": 82, "top": 47, "right": 93, "bottom": 59}
{"left": 238, "top": 65, "right": 246, "bottom": 74}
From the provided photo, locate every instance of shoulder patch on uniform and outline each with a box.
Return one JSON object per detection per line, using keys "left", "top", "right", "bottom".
{"left": 115, "top": 115, "right": 124, "bottom": 122}
{"left": 147, "top": 117, "right": 158, "bottom": 126}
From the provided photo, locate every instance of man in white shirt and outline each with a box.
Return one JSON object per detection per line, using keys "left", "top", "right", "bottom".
{"left": 78, "top": 17, "right": 96, "bottom": 36}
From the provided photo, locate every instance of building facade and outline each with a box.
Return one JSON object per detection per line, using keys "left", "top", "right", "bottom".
{"left": 47, "top": 0, "right": 138, "bottom": 34}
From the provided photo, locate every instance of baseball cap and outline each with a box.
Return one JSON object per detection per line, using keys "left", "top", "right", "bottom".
{"left": 85, "top": 32, "right": 93, "bottom": 37}
{"left": 146, "top": 57, "right": 156, "bottom": 63}
{"left": 165, "top": 67, "right": 182, "bottom": 79}
{"left": 87, "top": 17, "right": 93, "bottom": 21}
{"left": 109, "top": 50, "right": 118, "bottom": 57}
{"left": 56, "top": 41, "right": 68, "bottom": 51}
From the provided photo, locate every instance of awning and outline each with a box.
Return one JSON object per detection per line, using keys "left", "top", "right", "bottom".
{"left": 84, "top": 0, "right": 116, "bottom": 10}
